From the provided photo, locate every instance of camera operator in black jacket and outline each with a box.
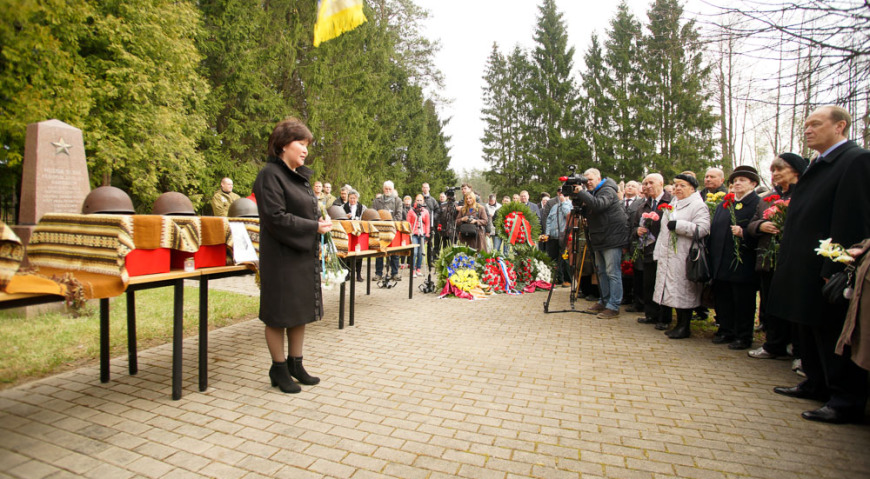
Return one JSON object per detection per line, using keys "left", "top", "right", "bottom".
{"left": 570, "top": 168, "right": 629, "bottom": 319}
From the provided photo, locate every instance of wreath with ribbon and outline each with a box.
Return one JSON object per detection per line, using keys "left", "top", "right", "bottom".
{"left": 433, "top": 244, "right": 479, "bottom": 289}
{"left": 493, "top": 202, "right": 541, "bottom": 246}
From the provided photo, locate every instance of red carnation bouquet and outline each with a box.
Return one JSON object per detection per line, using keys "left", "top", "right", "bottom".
{"left": 760, "top": 196, "right": 789, "bottom": 269}
{"left": 657, "top": 203, "right": 677, "bottom": 252}
{"left": 721, "top": 193, "right": 743, "bottom": 268}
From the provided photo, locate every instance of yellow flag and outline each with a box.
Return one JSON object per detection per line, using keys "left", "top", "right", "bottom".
{"left": 313, "top": 0, "right": 368, "bottom": 47}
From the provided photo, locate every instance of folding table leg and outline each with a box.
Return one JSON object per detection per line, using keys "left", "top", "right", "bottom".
{"left": 349, "top": 258, "right": 356, "bottom": 327}
{"left": 199, "top": 276, "right": 208, "bottom": 392}
{"left": 126, "top": 290, "right": 137, "bottom": 375}
{"left": 339, "top": 281, "right": 346, "bottom": 329}
{"left": 172, "top": 279, "right": 184, "bottom": 400}
{"left": 100, "top": 298, "right": 110, "bottom": 383}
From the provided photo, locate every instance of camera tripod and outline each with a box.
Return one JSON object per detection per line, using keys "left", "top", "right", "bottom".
{"left": 543, "top": 211, "right": 588, "bottom": 314}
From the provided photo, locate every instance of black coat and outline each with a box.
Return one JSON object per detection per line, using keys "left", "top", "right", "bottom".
{"left": 575, "top": 178, "right": 629, "bottom": 250}
{"left": 709, "top": 191, "right": 760, "bottom": 283}
{"left": 253, "top": 157, "right": 322, "bottom": 328}
{"left": 769, "top": 140, "right": 870, "bottom": 325}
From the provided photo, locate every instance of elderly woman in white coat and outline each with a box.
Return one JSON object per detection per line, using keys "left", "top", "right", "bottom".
{"left": 652, "top": 174, "right": 711, "bottom": 339}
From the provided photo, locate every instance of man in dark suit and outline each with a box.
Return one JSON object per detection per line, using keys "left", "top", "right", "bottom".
{"left": 622, "top": 181, "right": 644, "bottom": 309}
{"left": 634, "top": 174, "right": 672, "bottom": 327}
{"left": 769, "top": 105, "right": 870, "bottom": 424}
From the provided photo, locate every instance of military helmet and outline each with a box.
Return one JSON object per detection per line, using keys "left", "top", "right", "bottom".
{"left": 326, "top": 205, "right": 347, "bottom": 220}
{"left": 377, "top": 209, "right": 392, "bottom": 221}
{"left": 151, "top": 192, "right": 195, "bottom": 216}
{"left": 81, "top": 186, "right": 135, "bottom": 214}
{"left": 227, "top": 198, "right": 258, "bottom": 218}
{"left": 361, "top": 208, "right": 381, "bottom": 221}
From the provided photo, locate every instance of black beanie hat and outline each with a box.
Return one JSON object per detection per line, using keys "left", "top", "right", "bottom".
{"left": 778, "top": 152, "right": 809, "bottom": 177}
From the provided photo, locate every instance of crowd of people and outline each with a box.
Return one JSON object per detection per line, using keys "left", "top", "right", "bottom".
{"left": 563, "top": 105, "right": 869, "bottom": 425}
{"left": 248, "top": 107, "right": 869, "bottom": 425}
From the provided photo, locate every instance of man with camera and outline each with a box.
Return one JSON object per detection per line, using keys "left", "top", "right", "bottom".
{"left": 568, "top": 168, "right": 629, "bottom": 319}
{"left": 437, "top": 189, "right": 458, "bottom": 252}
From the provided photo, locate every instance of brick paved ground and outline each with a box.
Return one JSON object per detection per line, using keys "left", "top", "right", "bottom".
{"left": 1, "top": 269, "right": 869, "bottom": 478}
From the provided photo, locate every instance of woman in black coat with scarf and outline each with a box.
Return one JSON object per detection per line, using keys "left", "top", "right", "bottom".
{"left": 252, "top": 118, "right": 333, "bottom": 394}
{"left": 708, "top": 166, "right": 761, "bottom": 350}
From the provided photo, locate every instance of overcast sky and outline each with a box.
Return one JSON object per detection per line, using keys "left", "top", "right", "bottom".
{"left": 420, "top": 0, "right": 702, "bottom": 174}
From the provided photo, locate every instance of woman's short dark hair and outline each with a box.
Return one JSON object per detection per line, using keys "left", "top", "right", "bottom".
{"left": 268, "top": 118, "right": 314, "bottom": 158}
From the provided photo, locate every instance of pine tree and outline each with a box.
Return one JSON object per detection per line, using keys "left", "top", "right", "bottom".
{"left": 482, "top": 45, "right": 535, "bottom": 197}
{"left": 525, "top": 0, "right": 584, "bottom": 196}
{"left": 603, "top": 1, "right": 649, "bottom": 180}
{"left": 643, "top": 0, "right": 716, "bottom": 179}
{"left": 579, "top": 33, "right": 613, "bottom": 171}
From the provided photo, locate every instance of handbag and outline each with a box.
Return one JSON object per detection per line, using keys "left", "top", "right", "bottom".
{"left": 686, "top": 227, "right": 711, "bottom": 283}
{"left": 459, "top": 222, "right": 478, "bottom": 238}
{"left": 822, "top": 264, "right": 855, "bottom": 304}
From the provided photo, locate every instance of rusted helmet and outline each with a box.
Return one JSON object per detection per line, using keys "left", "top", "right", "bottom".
{"left": 326, "top": 205, "right": 347, "bottom": 220}
{"left": 152, "top": 192, "right": 195, "bottom": 216}
{"left": 228, "top": 198, "right": 258, "bottom": 218}
{"left": 378, "top": 209, "right": 392, "bottom": 221}
{"left": 361, "top": 208, "right": 380, "bottom": 221}
{"left": 81, "top": 186, "right": 135, "bottom": 214}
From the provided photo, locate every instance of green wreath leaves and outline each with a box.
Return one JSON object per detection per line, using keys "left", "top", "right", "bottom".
{"left": 493, "top": 202, "right": 541, "bottom": 245}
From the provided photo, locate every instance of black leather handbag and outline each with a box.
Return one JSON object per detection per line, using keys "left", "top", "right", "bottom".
{"left": 686, "top": 227, "right": 711, "bottom": 283}
{"left": 459, "top": 222, "right": 478, "bottom": 238}
{"left": 822, "top": 264, "right": 855, "bottom": 304}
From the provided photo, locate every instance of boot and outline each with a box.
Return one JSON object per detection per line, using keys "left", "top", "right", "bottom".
{"left": 666, "top": 309, "right": 692, "bottom": 339}
{"left": 269, "top": 362, "right": 301, "bottom": 393}
{"left": 655, "top": 307, "right": 672, "bottom": 330}
{"left": 288, "top": 356, "right": 320, "bottom": 385}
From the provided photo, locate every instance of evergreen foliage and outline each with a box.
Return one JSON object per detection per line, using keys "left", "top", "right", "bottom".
{"left": 0, "top": 0, "right": 454, "bottom": 213}
{"left": 482, "top": 0, "right": 717, "bottom": 189}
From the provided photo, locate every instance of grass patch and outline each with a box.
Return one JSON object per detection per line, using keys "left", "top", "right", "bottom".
{"left": 0, "top": 287, "right": 259, "bottom": 389}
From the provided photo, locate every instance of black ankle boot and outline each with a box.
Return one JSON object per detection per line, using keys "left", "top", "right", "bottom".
{"left": 270, "top": 362, "right": 301, "bottom": 393}
{"left": 666, "top": 309, "right": 692, "bottom": 339}
{"left": 288, "top": 356, "right": 320, "bottom": 385}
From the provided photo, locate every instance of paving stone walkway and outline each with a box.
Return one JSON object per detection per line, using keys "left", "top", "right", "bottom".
{"left": 1, "top": 270, "right": 868, "bottom": 478}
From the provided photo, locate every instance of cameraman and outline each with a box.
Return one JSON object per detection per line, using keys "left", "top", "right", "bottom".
{"left": 437, "top": 190, "right": 458, "bottom": 253}
{"left": 570, "top": 168, "right": 629, "bottom": 319}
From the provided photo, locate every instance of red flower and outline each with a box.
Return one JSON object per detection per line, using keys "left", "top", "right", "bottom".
{"left": 722, "top": 192, "right": 736, "bottom": 209}
{"left": 621, "top": 260, "right": 634, "bottom": 276}
{"left": 657, "top": 203, "right": 673, "bottom": 212}
{"left": 763, "top": 194, "right": 781, "bottom": 203}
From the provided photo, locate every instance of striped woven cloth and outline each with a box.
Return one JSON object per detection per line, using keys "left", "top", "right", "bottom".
{"left": 27, "top": 213, "right": 135, "bottom": 282}
{"left": 0, "top": 222, "right": 24, "bottom": 290}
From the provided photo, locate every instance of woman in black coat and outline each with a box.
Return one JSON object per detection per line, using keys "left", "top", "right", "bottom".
{"left": 252, "top": 118, "right": 332, "bottom": 394}
{"left": 708, "top": 165, "right": 761, "bottom": 350}
{"left": 745, "top": 153, "right": 807, "bottom": 359}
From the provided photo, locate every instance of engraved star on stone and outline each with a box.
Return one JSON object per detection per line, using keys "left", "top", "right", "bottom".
{"left": 51, "top": 138, "right": 72, "bottom": 155}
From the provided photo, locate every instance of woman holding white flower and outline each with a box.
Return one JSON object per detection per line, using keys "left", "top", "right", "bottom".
{"left": 252, "top": 118, "right": 332, "bottom": 394}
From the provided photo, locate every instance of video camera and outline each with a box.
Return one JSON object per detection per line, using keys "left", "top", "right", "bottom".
{"left": 443, "top": 186, "right": 459, "bottom": 199}
{"left": 559, "top": 165, "right": 587, "bottom": 196}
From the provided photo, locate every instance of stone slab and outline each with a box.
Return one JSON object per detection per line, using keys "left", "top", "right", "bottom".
{"left": 18, "top": 119, "right": 90, "bottom": 225}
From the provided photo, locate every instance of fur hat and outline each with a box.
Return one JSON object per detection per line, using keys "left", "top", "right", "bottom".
{"left": 728, "top": 165, "right": 760, "bottom": 185}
